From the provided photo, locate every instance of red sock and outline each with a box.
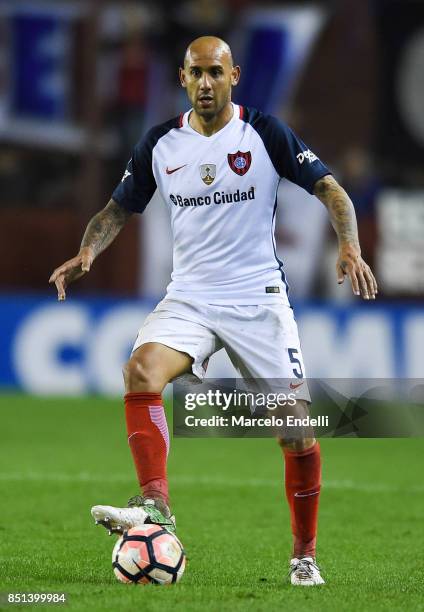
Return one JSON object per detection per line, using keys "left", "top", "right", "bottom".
{"left": 283, "top": 442, "right": 321, "bottom": 559}
{"left": 124, "top": 392, "right": 170, "bottom": 504}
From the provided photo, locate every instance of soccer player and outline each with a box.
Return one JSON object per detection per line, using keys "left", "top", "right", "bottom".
{"left": 50, "top": 36, "right": 377, "bottom": 586}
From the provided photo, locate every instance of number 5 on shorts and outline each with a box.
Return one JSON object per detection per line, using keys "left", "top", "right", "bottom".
{"left": 288, "top": 348, "right": 303, "bottom": 379}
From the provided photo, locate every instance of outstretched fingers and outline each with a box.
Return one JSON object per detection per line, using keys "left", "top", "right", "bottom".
{"left": 345, "top": 260, "right": 377, "bottom": 300}
{"left": 49, "top": 257, "right": 78, "bottom": 284}
{"left": 49, "top": 254, "right": 89, "bottom": 301}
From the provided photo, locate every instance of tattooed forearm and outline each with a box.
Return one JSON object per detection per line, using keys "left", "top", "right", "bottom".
{"left": 313, "top": 175, "right": 359, "bottom": 247}
{"left": 80, "top": 199, "right": 132, "bottom": 258}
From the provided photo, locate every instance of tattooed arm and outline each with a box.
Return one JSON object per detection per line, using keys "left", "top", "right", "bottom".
{"left": 80, "top": 199, "right": 132, "bottom": 258}
{"left": 313, "top": 174, "right": 377, "bottom": 299}
{"left": 49, "top": 199, "right": 132, "bottom": 300}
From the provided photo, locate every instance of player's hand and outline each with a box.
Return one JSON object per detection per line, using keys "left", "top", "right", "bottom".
{"left": 336, "top": 243, "right": 378, "bottom": 300}
{"left": 49, "top": 247, "right": 94, "bottom": 301}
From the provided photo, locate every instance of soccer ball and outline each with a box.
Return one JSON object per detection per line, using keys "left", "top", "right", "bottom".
{"left": 112, "top": 524, "right": 186, "bottom": 585}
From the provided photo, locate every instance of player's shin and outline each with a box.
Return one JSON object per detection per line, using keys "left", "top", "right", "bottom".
{"left": 281, "top": 441, "right": 321, "bottom": 559}
{"left": 124, "top": 392, "right": 170, "bottom": 504}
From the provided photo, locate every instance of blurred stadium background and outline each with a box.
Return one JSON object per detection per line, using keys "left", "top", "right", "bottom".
{"left": 1, "top": 0, "right": 424, "bottom": 394}
{"left": 2, "top": 5, "right": 424, "bottom": 606}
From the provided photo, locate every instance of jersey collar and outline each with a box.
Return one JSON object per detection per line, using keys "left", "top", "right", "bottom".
{"left": 183, "top": 102, "right": 240, "bottom": 138}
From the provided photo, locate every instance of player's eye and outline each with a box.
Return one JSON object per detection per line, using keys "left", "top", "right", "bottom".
{"left": 211, "top": 68, "right": 223, "bottom": 77}
{"left": 191, "top": 68, "right": 201, "bottom": 77}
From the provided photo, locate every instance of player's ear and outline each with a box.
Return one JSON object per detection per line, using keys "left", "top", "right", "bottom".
{"left": 179, "top": 67, "right": 187, "bottom": 88}
{"left": 231, "top": 65, "right": 241, "bottom": 87}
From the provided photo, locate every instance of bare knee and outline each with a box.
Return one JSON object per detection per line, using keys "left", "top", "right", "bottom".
{"left": 277, "top": 437, "right": 316, "bottom": 452}
{"left": 123, "top": 342, "right": 193, "bottom": 394}
{"left": 123, "top": 355, "right": 166, "bottom": 393}
{"left": 276, "top": 399, "right": 316, "bottom": 451}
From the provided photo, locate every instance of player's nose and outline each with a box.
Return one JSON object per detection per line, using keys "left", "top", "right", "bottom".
{"left": 199, "top": 73, "right": 212, "bottom": 90}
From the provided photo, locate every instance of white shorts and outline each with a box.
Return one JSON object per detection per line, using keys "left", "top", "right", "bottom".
{"left": 133, "top": 298, "right": 310, "bottom": 401}
{"left": 133, "top": 298, "right": 310, "bottom": 402}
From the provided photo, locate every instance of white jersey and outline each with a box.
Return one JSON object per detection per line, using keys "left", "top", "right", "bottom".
{"left": 113, "top": 103, "right": 330, "bottom": 305}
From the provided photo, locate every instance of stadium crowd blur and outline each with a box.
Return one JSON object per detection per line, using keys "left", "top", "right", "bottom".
{"left": 1, "top": 0, "right": 423, "bottom": 302}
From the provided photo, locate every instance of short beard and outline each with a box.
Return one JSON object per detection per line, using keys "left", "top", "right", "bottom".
{"left": 194, "top": 100, "right": 226, "bottom": 121}
{"left": 196, "top": 108, "right": 215, "bottom": 121}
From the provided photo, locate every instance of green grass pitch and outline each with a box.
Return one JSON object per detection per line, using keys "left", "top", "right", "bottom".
{"left": 0, "top": 394, "right": 423, "bottom": 611}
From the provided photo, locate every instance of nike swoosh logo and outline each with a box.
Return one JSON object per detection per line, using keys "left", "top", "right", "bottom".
{"left": 166, "top": 164, "right": 187, "bottom": 174}
{"left": 294, "top": 490, "right": 320, "bottom": 498}
{"left": 290, "top": 382, "right": 304, "bottom": 389}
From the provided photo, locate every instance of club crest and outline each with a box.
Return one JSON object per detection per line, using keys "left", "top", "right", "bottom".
{"left": 200, "top": 164, "right": 216, "bottom": 185}
{"left": 227, "top": 151, "right": 252, "bottom": 176}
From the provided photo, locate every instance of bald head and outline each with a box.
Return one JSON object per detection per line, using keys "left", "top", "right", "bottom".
{"left": 184, "top": 36, "right": 233, "bottom": 69}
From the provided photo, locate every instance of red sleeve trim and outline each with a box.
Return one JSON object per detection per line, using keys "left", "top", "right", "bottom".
{"left": 239, "top": 105, "right": 244, "bottom": 120}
